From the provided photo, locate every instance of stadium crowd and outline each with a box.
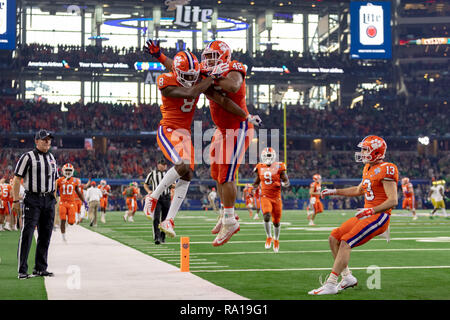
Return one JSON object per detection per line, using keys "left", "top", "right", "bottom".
{"left": 1, "top": 98, "right": 448, "bottom": 137}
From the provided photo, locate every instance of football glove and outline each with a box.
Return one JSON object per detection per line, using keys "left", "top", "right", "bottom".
{"left": 321, "top": 188, "right": 337, "bottom": 198}
{"left": 211, "top": 63, "right": 230, "bottom": 80}
{"left": 144, "top": 39, "right": 162, "bottom": 59}
{"left": 246, "top": 114, "right": 262, "bottom": 126}
{"left": 355, "top": 207, "right": 375, "bottom": 220}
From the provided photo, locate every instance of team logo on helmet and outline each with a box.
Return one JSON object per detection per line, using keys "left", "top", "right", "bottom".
{"left": 355, "top": 135, "right": 387, "bottom": 163}
{"left": 62, "top": 163, "right": 74, "bottom": 178}
{"left": 172, "top": 51, "right": 200, "bottom": 88}
{"left": 261, "top": 147, "right": 276, "bottom": 165}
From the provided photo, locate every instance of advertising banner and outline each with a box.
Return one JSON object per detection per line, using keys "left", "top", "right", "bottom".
{"left": 0, "top": 0, "right": 16, "bottom": 50}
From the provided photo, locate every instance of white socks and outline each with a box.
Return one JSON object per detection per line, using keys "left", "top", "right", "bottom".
{"left": 273, "top": 225, "right": 280, "bottom": 240}
{"left": 264, "top": 221, "right": 272, "bottom": 238}
{"left": 152, "top": 167, "right": 182, "bottom": 200}
{"left": 166, "top": 179, "right": 190, "bottom": 221}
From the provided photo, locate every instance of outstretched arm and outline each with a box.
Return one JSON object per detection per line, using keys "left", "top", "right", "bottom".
{"left": 144, "top": 39, "right": 173, "bottom": 71}
{"left": 205, "top": 87, "right": 247, "bottom": 118}
{"left": 161, "top": 77, "right": 213, "bottom": 99}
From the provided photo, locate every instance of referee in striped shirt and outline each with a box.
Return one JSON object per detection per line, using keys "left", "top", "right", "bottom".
{"left": 144, "top": 157, "right": 172, "bottom": 245}
{"left": 12, "top": 130, "right": 58, "bottom": 279}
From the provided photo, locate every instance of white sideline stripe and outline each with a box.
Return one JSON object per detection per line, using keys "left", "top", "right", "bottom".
{"left": 44, "top": 225, "right": 246, "bottom": 300}
{"left": 191, "top": 265, "right": 450, "bottom": 273}
{"left": 148, "top": 237, "right": 450, "bottom": 245}
{"left": 153, "top": 247, "right": 450, "bottom": 256}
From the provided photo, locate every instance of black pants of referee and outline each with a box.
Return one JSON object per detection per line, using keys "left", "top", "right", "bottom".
{"left": 153, "top": 195, "right": 170, "bottom": 243}
{"left": 18, "top": 193, "right": 56, "bottom": 274}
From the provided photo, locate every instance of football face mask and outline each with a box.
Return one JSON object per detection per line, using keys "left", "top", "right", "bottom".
{"left": 201, "top": 40, "right": 231, "bottom": 72}
{"left": 261, "top": 147, "right": 276, "bottom": 165}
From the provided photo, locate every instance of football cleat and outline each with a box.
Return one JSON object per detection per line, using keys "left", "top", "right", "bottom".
{"left": 337, "top": 273, "right": 358, "bottom": 292}
{"left": 211, "top": 218, "right": 222, "bottom": 234}
{"left": 273, "top": 240, "right": 279, "bottom": 253}
{"left": 212, "top": 220, "right": 240, "bottom": 247}
{"left": 159, "top": 219, "right": 176, "bottom": 238}
{"left": 308, "top": 282, "right": 338, "bottom": 295}
{"left": 144, "top": 195, "right": 158, "bottom": 220}
{"left": 265, "top": 237, "right": 273, "bottom": 249}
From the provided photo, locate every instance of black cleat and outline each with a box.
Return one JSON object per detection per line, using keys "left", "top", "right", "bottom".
{"left": 32, "top": 270, "right": 54, "bottom": 277}
{"left": 18, "top": 273, "right": 32, "bottom": 280}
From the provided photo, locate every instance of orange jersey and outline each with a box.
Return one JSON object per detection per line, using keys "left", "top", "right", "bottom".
{"left": 209, "top": 60, "right": 249, "bottom": 130}
{"left": 402, "top": 183, "right": 414, "bottom": 198}
{"left": 254, "top": 185, "right": 261, "bottom": 199}
{"left": 255, "top": 162, "right": 287, "bottom": 199}
{"left": 243, "top": 186, "right": 254, "bottom": 200}
{"left": 75, "top": 178, "right": 83, "bottom": 203}
{"left": 310, "top": 181, "right": 321, "bottom": 200}
{"left": 123, "top": 186, "right": 139, "bottom": 200}
{"left": 361, "top": 161, "right": 399, "bottom": 214}
{"left": 98, "top": 184, "right": 111, "bottom": 199}
{"left": 56, "top": 177, "right": 81, "bottom": 203}
{"left": 157, "top": 72, "right": 199, "bottom": 130}
{"left": 1, "top": 184, "right": 12, "bottom": 202}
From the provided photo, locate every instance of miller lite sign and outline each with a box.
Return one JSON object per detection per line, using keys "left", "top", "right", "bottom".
{"left": 359, "top": 3, "right": 384, "bottom": 46}
{"left": 350, "top": 1, "right": 391, "bottom": 59}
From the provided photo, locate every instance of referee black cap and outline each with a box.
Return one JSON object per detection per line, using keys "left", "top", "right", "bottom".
{"left": 35, "top": 129, "right": 54, "bottom": 140}
{"left": 157, "top": 157, "right": 167, "bottom": 164}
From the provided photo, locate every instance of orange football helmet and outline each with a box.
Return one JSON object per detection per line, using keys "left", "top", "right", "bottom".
{"left": 172, "top": 51, "right": 200, "bottom": 88}
{"left": 261, "top": 147, "right": 276, "bottom": 165}
{"left": 402, "top": 177, "right": 410, "bottom": 185}
{"left": 201, "top": 40, "right": 231, "bottom": 72}
{"left": 355, "top": 135, "right": 387, "bottom": 163}
{"left": 62, "top": 163, "right": 74, "bottom": 178}
{"left": 313, "top": 174, "right": 322, "bottom": 182}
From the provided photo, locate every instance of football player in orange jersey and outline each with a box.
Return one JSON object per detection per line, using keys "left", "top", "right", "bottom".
{"left": 401, "top": 177, "right": 417, "bottom": 220}
{"left": 143, "top": 44, "right": 257, "bottom": 240}
{"left": 309, "top": 136, "right": 398, "bottom": 295}
{"left": 56, "top": 163, "right": 87, "bottom": 241}
{"left": 98, "top": 179, "right": 111, "bottom": 223}
{"left": 201, "top": 40, "right": 262, "bottom": 246}
{"left": 0, "top": 180, "right": 8, "bottom": 231}
{"left": 1, "top": 178, "right": 14, "bottom": 231}
{"left": 253, "top": 147, "right": 290, "bottom": 253}
{"left": 307, "top": 174, "right": 324, "bottom": 226}
{"left": 242, "top": 184, "right": 255, "bottom": 218}
{"left": 123, "top": 182, "right": 142, "bottom": 222}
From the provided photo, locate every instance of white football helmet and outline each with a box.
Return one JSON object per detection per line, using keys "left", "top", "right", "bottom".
{"left": 261, "top": 147, "right": 276, "bottom": 165}
{"left": 62, "top": 163, "right": 74, "bottom": 178}
{"left": 100, "top": 179, "right": 106, "bottom": 186}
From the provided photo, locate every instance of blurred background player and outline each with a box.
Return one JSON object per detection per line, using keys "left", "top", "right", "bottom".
{"left": 143, "top": 42, "right": 252, "bottom": 240}
{"left": 253, "top": 147, "right": 290, "bottom": 253}
{"left": 98, "top": 179, "right": 111, "bottom": 224}
{"left": 307, "top": 174, "right": 324, "bottom": 226}
{"left": 123, "top": 182, "right": 141, "bottom": 222}
{"left": 1, "top": 178, "right": 15, "bottom": 231}
{"left": 243, "top": 184, "right": 254, "bottom": 218}
{"left": 207, "top": 187, "right": 218, "bottom": 212}
{"left": 401, "top": 177, "right": 417, "bottom": 220}
{"left": 56, "top": 163, "right": 86, "bottom": 241}
{"left": 0, "top": 179, "right": 8, "bottom": 231}
{"left": 310, "top": 136, "right": 398, "bottom": 295}
{"left": 428, "top": 179, "right": 448, "bottom": 219}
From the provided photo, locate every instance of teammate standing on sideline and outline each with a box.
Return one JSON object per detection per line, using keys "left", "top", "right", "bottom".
{"left": 143, "top": 42, "right": 258, "bottom": 240}
{"left": 401, "top": 177, "right": 417, "bottom": 220}
{"left": 307, "top": 174, "right": 324, "bottom": 226}
{"left": 309, "top": 135, "right": 398, "bottom": 295}
{"left": 253, "top": 147, "right": 290, "bottom": 253}
{"left": 85, "top": 181, "right": 103, "bottom": 227}
{"left": 144, "top": 158, "right": 172, "bottom": 245}
{"left": 13, "top": 129, "right": 59, "bottom": 279}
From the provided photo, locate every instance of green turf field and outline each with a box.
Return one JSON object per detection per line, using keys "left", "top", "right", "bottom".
{"left": 86, "top": 209, "right": 450, "bottom": 300}
{"left": 0, "top": 230, "right": 48, "bottom": 300}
